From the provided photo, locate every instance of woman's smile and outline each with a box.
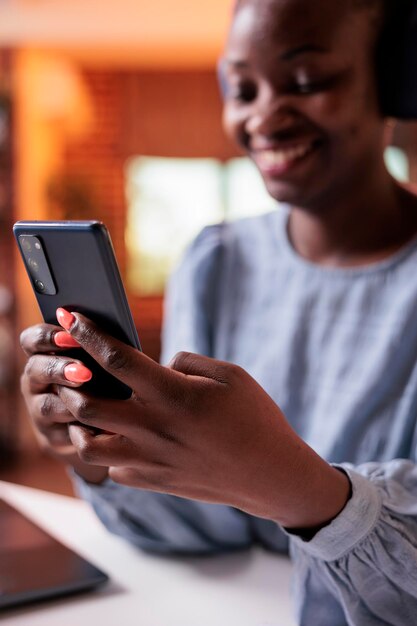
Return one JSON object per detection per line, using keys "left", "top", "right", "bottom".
{"left": 251, "top": 139, "right": 320, "bottom": 177}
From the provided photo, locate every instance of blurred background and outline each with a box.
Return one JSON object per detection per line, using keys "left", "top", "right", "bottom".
{"left": 0, "top": 0, "right": 416, "bottom": 496}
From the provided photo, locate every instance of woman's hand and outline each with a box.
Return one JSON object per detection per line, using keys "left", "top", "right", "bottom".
{"left": 19, "top": 322, "right": 108, "bottom": 484}
{"left": 57, "top": 311, "right": 350, "bottom": 529}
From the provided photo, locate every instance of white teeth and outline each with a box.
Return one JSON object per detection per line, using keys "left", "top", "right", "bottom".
{"left": 257, "top": 144, "right": 313, "bottom": 167}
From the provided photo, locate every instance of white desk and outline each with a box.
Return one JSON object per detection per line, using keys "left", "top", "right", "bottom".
{"left": 0, "top": 481, "right": 296, "bottom": 626}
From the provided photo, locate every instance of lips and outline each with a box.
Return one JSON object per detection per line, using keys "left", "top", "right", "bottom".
{"left": 251, "top": 141, "right": 318, "bottom": 176}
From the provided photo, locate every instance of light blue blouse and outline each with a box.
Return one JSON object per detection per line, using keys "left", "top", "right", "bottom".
{"left": 76, "top": 208, "right": 417, "bottom": 626}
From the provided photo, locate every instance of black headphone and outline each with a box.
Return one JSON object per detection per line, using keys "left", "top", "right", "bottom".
{"left": 378, "top": 0, "right": 417, "bottom": 119}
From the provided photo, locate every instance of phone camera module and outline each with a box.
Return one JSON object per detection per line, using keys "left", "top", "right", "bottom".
{"left": 18, "top": 233, "right": 57, "bottom": 296}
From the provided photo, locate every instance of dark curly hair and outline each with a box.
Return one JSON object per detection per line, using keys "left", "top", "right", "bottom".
{"left": 374, "top": 0, "right": 417, "bottom": 118}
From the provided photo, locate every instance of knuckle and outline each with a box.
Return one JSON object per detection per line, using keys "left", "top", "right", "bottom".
{"left": 20, "top": 326, "right": 44, "bottom": 354}
{"left": 76, "top": 439, "right": 98, "bottom": 464}
{"left": 45, "top": 358, "right": 60, "bottom": 379}
{"left": 39, "top": 394, "right": 54, "bottom": 418}
{"left": 156, "top": 429, "right": 180, "bottom": 445}
{"left": 224, "top": 362, "right": 243, "bottom": 384}
{"left": 72, "top": 396, "right": 95, "bottom": 422}
{"left": 170, "top": 351, "right": 193, "bottom": 371}
{"left": 103, "top": 347, "right": 130, "bottom": 372}
{"left": 33, "top": 326, "right": 54, "bottom": 352}
{"left": 72, "top": 316, "right": 92, "bottom": 339}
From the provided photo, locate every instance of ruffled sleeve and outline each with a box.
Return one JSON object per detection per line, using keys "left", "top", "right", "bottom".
{"left": 289, "top": 460, "right": 417, "bottom": 625}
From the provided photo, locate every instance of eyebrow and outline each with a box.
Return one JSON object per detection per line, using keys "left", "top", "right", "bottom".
{"left": 280, "top": 44, "right": 329, "bottom": 61}
{"left": 223, "top": 44, "right": 329, "bottom": 69}
{"left": 222, "top": 59, "right": 248, "bottom": 69}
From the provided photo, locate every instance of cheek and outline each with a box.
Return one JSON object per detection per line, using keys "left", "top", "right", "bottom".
{"left": 222, "top": 104, "right": 246, "bottom": 146}
{"left": 303, "top": 90, "right": 379, "bottom": 155}
{"left": 306, "top": 92, "right": 355, "bottom": 130}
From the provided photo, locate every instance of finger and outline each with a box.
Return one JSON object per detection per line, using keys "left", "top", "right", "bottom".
{"left": 24, "top": 355, "right": 92, "bottom": 394}
{"left": 57, "top": 309, "right": 176, "bottom": 400}
{"left": 57, "top": 386, "right": 160, "bottom": 438}
{"left": 20, "top": 324, "right": 79, "bottom": 356}
{"left": 68, "top": 425, "right": 136, "bottom": 467}
{"left": 39, "top": 423, "right": 73, "bottom": 448}
{"left": 108, "top": 465, "right": 176, "bottom": 494}
{"left": 20, "top": 324, "right": 60, "bottom": 356}
{"left": 34, "top": 392, "right": 75, "bottom": 426}
{"left": 168, "top": 351, "right": 230, "bottom": 384}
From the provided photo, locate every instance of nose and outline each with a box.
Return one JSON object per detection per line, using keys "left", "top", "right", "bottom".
{"left": 245, "top": 91, "right": 296, "bottom": 137}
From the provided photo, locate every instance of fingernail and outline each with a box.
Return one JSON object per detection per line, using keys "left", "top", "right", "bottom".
{"left": 54, "top": 331, "right": 80, "bottom": 348}
{"left": 57, "top": 308, "right": 76, "bottom": 332}
{"left": 64, "top": 363, "right": 92, "bottom": 383}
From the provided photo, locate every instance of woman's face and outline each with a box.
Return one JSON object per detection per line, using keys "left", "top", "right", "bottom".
{"left": 221, "top": 0, "right": 386, "bottom": 209}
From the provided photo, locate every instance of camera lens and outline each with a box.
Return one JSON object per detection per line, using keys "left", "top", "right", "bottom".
{"left": 28, "top": 258, "right": 39, "bottom": 272}
{"left": 35, "top": 280, "right": 46, "bottom": 293}
{"left": 21, "top": 238, "right": 32, "bottom": 253}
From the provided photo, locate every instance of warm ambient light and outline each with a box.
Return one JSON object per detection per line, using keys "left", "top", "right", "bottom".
{"left": 0, "top": 0, "right": 235, "bottom": 67}
{"left": 29, "top": 56, "right": 92, "bottom": 138}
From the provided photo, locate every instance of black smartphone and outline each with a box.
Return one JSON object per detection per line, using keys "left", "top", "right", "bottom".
{"left": 13, "top": 220, "right": 141, "bottom": 399}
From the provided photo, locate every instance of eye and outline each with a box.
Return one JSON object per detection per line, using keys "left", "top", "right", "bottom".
{"left": 296, "top": 80, "right": 330, "bottom": 94}
{"left": 228, "top": 81, "right": 258, "bottom": 103}
{"left": 292, "top": 74, "right": 337, "bottom": 96}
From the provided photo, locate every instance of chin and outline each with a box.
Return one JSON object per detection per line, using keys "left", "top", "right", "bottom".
{"left": 263, "top": 178, "right": 331, "bottom": 214}
{"left": 263, "top": 179, "right": 310, "bottom": 207}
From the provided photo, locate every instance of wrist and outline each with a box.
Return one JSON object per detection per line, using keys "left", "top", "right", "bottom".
{"left": 282, "top": 461, "right": 351, "bottom": 531}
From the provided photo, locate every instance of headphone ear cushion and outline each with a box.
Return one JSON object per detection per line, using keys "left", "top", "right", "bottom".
{"left": 379, "top": 0, "right": 417, "bottom": 119}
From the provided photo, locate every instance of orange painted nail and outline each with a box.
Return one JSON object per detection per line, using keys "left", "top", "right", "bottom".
{"left": 54, "top": 331, "right": 80, "bottom": 348}
{"left": 56, "top": 308, "right": 76, "bottom": 332}
{"left": 64, "top": 364, "right": 92, "bottom": 383}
